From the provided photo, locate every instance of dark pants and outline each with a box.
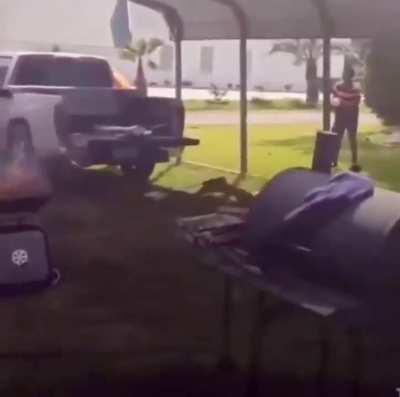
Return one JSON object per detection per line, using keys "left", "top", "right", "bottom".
{"left": 332, "top": 108, "right": 359, "bottom": 165}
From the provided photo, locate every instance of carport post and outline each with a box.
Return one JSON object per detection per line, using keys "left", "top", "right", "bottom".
{"left": 174, "top": 34, "right": 183, "bottom": 164}
{"left": 322, "top": 36, "right": 332, "bottom": 131}
{"left": 213, "top": 0, "right": 248, "bottom": 175}
{"left": 212, "top": 0, "right": 248, "bottom": 174}
{"left": 239, "top": 30, "right": 248, "bottom": 174}
{"left": 312, "top": 0, "right": 333, "bottom": 131}
{"left": 175, "top": 35, "right": 183, "bottom": 100}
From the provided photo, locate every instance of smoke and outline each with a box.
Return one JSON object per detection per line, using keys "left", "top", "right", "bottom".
{"left": 0, "top": 150, "right": 51, "bottom": 201}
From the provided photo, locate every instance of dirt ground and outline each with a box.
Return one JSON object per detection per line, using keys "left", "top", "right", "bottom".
{"left": 0, "top": 157, "right": 398, "bottom": 396}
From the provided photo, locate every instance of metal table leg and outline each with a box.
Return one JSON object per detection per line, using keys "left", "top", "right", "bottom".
{"left": 317, "top": 320, "right": 332, "bottom": 397}
{"left": 246, "top": 291, "right": 266, "bottom": 397}
{"left": 347, "top": 326, "right": 365, "bottom": 397}
{"left": 217, "top": 276, "right": 236, "bottom": 372}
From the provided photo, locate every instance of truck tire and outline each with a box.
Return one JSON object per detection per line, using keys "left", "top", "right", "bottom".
{"left": 7, "top": 121, "right": 35, "bottom": 162}
{"left": 120, "top": 159, "right": 155, "bottom": 183}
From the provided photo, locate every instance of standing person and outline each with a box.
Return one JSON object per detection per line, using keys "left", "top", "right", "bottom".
{"left": 332, "top": 67, "right": 362, "bottom": 172}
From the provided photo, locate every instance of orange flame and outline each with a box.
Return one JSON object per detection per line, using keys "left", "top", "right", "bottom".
{"left": 0, "top": 161, "right": 51, "bottom": 201}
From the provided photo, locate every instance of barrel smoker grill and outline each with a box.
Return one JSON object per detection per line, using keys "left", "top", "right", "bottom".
{"left": 245, "top": 168, "right": 400, "bottom": 295}
{"left": 178, "top": 168, "right": 400, "bottom": 396}
{"left": 0, "top": 192, "right": 57, "bottom": 294}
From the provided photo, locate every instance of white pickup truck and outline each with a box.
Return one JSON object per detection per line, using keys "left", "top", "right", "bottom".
{"left": 0, "top": 52, "right": 197, "bottom": 180}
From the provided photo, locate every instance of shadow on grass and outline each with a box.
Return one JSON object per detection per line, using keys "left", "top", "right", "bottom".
{"left": 253, "top": 135, "right": 316, "bottom": 156}
{"left": 196, "top": 176, "right": 254, "bottom": 205}
{"left": 2, "top": 156, "right": 400, "bottom": 395}
{"left": 43, "top": 156, "right": 144, "bottom": 200}
{"left": 0, "top": 365, "right": 390, "bottom": 397}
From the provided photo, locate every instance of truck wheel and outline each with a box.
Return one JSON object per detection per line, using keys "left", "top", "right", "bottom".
{"left": 120, "top": 160, "right": 155, "bottom": 182}
{"left": 7, "top": 122, "right": 34, "bottom": 162}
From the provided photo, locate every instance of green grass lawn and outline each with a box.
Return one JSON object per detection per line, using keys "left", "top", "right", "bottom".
{"left": 154, "top": 121, "right": 400, "bottom": 193}
{"left": 184, "top": 99, "right": 371, "bottom": 113}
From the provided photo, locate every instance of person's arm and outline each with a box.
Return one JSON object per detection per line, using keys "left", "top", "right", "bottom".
{"left": 333, "top": 84, "right": 361, "bottom": 107}
{"left": 331, "top": 84, "right": 341, "bottom": 107}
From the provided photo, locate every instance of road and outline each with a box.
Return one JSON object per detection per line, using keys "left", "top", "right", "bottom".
{"left": 186, "top": 110, "right": 379, "bottom": 126}
{"left": 148, "top": 87, "right": 305, "bottom": 101}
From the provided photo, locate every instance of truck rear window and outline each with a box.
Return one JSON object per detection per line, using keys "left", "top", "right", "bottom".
{"left": 0, "top": 57, "right": 11, "bottom": 86}
{"left": 14, "top": 56, "right": 113, "bottom": 87}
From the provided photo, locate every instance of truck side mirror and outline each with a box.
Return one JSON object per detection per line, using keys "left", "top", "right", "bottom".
{"left": 0, "top": 89, "right": 12, "bottom": 99}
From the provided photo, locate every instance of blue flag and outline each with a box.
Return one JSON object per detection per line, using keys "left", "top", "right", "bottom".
{"left": 110, "top": 0, "right": 132, "bottom": 48}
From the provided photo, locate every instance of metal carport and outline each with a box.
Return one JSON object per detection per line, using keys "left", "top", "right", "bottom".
{"left": 130, "top": 0, "right": 400, "bottom": 174}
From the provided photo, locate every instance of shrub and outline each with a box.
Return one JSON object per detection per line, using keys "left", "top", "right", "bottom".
{"left": 209, "top": 84, "right": 229, "bottom": 102}
{"left": 286, "top": 98, "right": 316, "bottom": 110}
{"left": 284, "top": 84, "right": 293, "bottom": 92}
{"left": 250, "top": 97, "right": 274, "bottom": 108}
{"left": 250, "top": 97, "right": 316, "bottom": 110}
{"left": 365, "top": 37, "right": 400, "bottom": 125}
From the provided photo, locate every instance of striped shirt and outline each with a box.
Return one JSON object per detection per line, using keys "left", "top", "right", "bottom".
{"left": 333, "top": 83, "right": 362, "bottom": 108}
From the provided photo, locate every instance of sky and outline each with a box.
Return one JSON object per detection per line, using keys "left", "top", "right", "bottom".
{"left": 0, "top": 0, "right": 169, "bottom": 48}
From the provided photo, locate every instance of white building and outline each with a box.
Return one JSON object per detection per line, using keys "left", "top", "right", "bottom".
{"left": 0, "top": 0, "right": 346, "bottom": 92}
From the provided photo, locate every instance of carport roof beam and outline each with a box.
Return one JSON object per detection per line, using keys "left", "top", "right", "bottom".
{"left": 131, "top": 0, "right": 400, "bottom": 40}
{"left": 313, "top": 0, "right": 335, "bottom": 131}
{"left": 133, "top": 0, "right": 183, "bottom": 40}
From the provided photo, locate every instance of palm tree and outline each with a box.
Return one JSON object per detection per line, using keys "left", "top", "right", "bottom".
{"left": 121, "top": 38, "right": 163, "bottom": 96}
{"left": 270, "top": 39, "right": 350, "bottom": 106}
{"left": 348, "top": 39, "right": 371, "bottom": 81}
{"left": 351, "top": 39, "right": 370, "bottom": 65}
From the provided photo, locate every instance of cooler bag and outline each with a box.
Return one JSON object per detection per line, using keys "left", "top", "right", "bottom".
{"left": 0, "top": 222, "right": 58, "bottom": 295}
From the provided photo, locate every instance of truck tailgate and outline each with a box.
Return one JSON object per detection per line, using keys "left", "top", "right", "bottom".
{"left": 146, "top": 136, "right": 199, "bottom": 148}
